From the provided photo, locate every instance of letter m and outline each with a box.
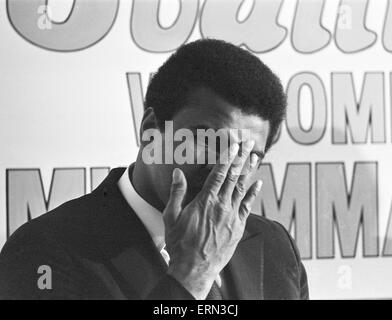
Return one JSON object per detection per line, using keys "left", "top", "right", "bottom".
{"left": 316, "top": 162, "right": 378, "bottom": 258}
{"left": 252, "top": 163, "right": 312, "bottom": 259}
{"left": 6, "top": 168, "right": 85, "bottom": 237}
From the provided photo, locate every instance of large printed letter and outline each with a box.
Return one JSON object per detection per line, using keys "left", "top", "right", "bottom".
{"left": 332, "top": 73, "right": 385, "bottom": 144}
{"left": 291, "top": 0, "right": 331, "bottom": 53}
{"left": 252, "top": 163, "right": 312, "bottom": 259}
{"left": 7, "top": 0, "right": 118, "bottom": 51}
{"left": 316, "top": 163, "right": 378, "bottom": 258}
{"left": 201, "top": 0, "right": 286, "bottom": 52}
{"left": 335, "top": 0, "right": 377, "bottom": 53}
{"left": 6, "top": 168, "right": 85, "bottom": 236}
{"left": 286, "top": 73, "right": 327, "bottom": 145}
{"left": 131, "top": 0, "right": 198, "bottom": 52}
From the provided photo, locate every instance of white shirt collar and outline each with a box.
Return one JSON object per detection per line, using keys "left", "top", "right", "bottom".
{"left": 118, "top": 165, "right": 166, "bottom": 252}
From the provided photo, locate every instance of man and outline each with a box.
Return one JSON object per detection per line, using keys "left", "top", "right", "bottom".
{"left": 0, "top": 39, "right": 308, "bottom": 300}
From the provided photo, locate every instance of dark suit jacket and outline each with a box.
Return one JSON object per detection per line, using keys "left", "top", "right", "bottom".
{"left": 0, "top": 167, "right": 308, "bottom": 300}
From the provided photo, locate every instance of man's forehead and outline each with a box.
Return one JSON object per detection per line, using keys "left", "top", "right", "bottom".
{"left": 180, "top": 114, "right": 269, "bottom": 136}
{"left": 171, "top": 86, "right": 270, "bottom": 143}
{"left": 174, "top": 103, "right": 234, "bottom": 127}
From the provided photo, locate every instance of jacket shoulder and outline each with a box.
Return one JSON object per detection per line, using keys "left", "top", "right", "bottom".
{"left": 247, "top": 213, "right": 289, "bottom": 239}
{"left": 246, "top": 213, "right": 302, "bottom": 263}
{"left": 0, "top": 194, "right": 97, "bottom": 299}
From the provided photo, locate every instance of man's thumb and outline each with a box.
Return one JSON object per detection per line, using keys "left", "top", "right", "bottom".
{"left": 164, "top": 167, "right": 187, "bottom": 227}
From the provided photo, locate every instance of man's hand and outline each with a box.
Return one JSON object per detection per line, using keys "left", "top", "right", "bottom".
{"left": 163, "top": 140, "right": 263, "bottom": 300}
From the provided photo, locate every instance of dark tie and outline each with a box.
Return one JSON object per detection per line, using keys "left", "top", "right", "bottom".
{"left": 206, "top": 281, "right": 223, "bottom": 300}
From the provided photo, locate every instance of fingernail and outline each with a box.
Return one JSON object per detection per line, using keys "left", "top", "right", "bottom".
{"left": 256, "top": 180, "right": 263, "bottom": 191}
{"left": 172, "top": 168, "right": 181, "bottom": 184}
{"left": 250, "top": 153, "right": 259, "bottom": 168}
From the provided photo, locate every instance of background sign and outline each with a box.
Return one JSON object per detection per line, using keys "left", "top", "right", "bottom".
{"left": 1, "top": 0, "right": 392, "bottom": 299}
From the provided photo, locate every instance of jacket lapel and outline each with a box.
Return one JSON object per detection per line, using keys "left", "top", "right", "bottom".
{"left": 91, "top": 167, "right": 169, "bottom": 299}
{"left": 225, "top": 229, "right": 264, "bottom": 300}
{"left": 109, "top": 239, "right": 169, "bottom": 299}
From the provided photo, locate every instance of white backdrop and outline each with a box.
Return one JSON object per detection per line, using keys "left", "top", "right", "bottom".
{"left": 1, "top": 0, "right": 392, "bottom": 299}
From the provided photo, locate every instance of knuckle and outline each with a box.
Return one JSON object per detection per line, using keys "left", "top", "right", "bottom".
{"left": 194, "top": 196, "right": 207, "bottom": 210}
{"left": 206, "top": 205, "right": 225, "bottom": 224}
{"left": 215, "top": 207, "right": 225, "bottom": 220}
{"left": 171, "top": 180, "right": 183, "bottom": 189}
{"left": 217, "top": 192, "right": 227, "bottom": 203}
{"left": 226, "top": 171, "right": 238, "bottom": 184}
{"left": 235, "top": 182, "right": 246, "bottom": 195}
{"left": 213, "top": 171, "right": 226, "bottom": 183}
{"left": 171, "top": 181, "right": 182, "bottom": 187}
{"left": 199, "top": 190, "right": 218, "bottom": 206}
{"left": 204, "top": 188, "right": 217, "bottom": 200}
{"left": 171, "top": 184, "right": 185, "bottom": 195}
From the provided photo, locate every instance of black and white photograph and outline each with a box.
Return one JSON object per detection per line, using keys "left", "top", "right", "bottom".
{"left": 0, "top": 0, "right": 391, "bottom": 304}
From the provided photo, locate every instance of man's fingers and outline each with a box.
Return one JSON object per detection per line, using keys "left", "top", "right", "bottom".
{"left": 232, "top": 152, "right": 259, "bottom": 206}
{"left": 163, "top": 168, "right": 187, "bottom": 228}
{"left": 219, "top": 140, "right": 255, "bottom": 199}
{"left": 238, "top": 180, "right": 263, "bottom": 221}
{"left": 201, "top": 142, "right": 239, "bottom": 194}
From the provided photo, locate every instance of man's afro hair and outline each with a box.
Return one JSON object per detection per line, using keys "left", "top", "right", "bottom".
{"left": 145, "top": 38, "right": 287, "bottom": 151}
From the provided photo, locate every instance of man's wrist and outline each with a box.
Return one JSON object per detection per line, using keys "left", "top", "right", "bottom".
{"left": 167, "top": 262, "right": 217, "bottom": 300}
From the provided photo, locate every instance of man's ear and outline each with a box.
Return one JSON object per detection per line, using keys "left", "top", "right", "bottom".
{"left": 266, "top": 123, "right": 282, "bottom": 152}
{"left": 271, "top": 123, "right": 282, "bottom": 145}
{"left": 139, "top": 107, "right": 159, "bottom": 146}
